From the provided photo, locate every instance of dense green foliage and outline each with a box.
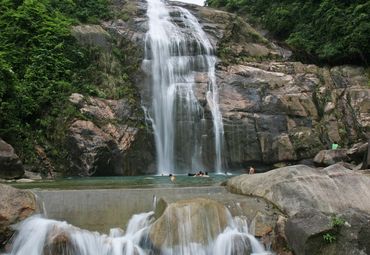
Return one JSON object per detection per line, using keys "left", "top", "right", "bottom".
{"left": 0, "top": 0, "right": 119, "bottom": 166}
{"left": 206, "top": 0, "right": 370, "bottom": 65}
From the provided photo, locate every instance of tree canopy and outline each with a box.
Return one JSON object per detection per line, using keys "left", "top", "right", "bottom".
{"left": 0, "top": 0, "right": 111, "bottom": 162}
{"left": 206, "top": 0, "right": 370, "bottom": 65}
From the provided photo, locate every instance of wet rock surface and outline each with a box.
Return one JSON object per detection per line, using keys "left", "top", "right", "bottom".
{"left": 149, "top": 198, "right": 230, "bottom": 247}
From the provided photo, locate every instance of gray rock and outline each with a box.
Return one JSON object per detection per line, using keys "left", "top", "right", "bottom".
{"left": 0, "top": 139, "right": 24, "bottom": 179}
{"left": 286, "top": 208, "right": 370, "bottom": 255}
{"left": 285, "top": 209, "right": 331, "bottom": 255}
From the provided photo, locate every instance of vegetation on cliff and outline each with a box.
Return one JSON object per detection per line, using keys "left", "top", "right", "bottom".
{"left": 0, "top": 0, "right": 139, "bottom": 170}
{"left": 206, "top": 0, "right": 370, "bottom": 65}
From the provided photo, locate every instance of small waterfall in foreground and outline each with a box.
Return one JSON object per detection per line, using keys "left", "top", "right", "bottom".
{"left": 143, "top": 0, "right": 224, "bottom": 174}
{"left": 6, "top": 207, "right": 271, "bottom": 255}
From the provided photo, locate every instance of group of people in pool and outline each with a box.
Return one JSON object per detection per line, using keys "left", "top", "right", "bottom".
{"left": 166, "top": 171, "right": 210, "bottom": 182}
{"left": 188, "top": 171, "right": 209, "bottom": 177}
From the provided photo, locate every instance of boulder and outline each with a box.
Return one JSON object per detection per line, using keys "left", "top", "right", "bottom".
{"left": 226, "top": 164, "right": 370, "bottom": 216}
{"left": 285, "top": 208, "right": 370, "bottom": 255}
{"left": 149, "top": 198, "right": 229, "bottom": 248}
{"left": 313, "top": 149, "right": 349, "bottom": 166}
{"left": 0, "top": 184, "right": 36, "bottom": 248}
{"left": 0, "top": 139, "right": 24, "bottom": 179}
{"left": 43, "top": 228, "right": 75, "bottom": 255}
{"left": 285, "top": 209, "right": 332, "bottom": 255}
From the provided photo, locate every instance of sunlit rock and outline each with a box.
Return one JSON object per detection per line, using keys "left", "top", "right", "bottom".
{"left": 227, "top": 164, "right": 370, "bottom": 216}
{"left": 0, "top": 184, "right": 35, "bottom": 248}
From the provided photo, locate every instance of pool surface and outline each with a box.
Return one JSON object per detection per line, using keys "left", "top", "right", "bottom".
{"left": 7, "top": 173, "right": 235, "bottom": 190}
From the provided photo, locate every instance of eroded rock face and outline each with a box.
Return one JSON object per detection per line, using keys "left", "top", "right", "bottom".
{"left": 67, "top": 94, "right": 155, "bottom": 176}
{"left": 0, "top": 139, "right": 24, "bottom": 179}
{"left": 226, "top": 164, "right": 370, "bottom": 216}
{"left": 0, "top": 184, "right": 36, "bottom": 249}
{"left": 67, "top": 120, "right": 122, "bottom": 176}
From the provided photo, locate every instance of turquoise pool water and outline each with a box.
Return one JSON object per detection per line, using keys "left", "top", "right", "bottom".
{"left": 7, "top": 173, "right": 234, "bottom": 190}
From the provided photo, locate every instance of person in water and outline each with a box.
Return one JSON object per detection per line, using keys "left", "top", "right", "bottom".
{"left": 249, "top": 166, "right": 255, "bottom": 174}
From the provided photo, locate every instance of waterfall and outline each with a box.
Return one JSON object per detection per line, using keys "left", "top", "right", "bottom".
{"left": 5, "top": 210, "right": 271, "bottom": 255}
{"left": 143, "top": 0, "right": 224, "bottom": 174}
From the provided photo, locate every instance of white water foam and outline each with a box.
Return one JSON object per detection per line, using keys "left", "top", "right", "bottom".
{"left": 144, "top": 0, "right": 224, "bottom": 174}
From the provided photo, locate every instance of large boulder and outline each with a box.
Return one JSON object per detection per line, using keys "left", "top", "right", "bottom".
{"left": 149, "top": 198, "right": 230, "bottom": 248}
{"left": 226, "top": 164, "right": 370, "bottom": 216}
{"left": 0, "top": 184, "right": 36, "bottom": 248}
{"left": 0, "top": 139, "right": 24, "bottom": 179}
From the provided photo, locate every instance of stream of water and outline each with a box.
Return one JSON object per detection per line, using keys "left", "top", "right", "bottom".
{"left": 6, "top": 206, "right": 271, "bottom": 255}
{"left": 143, "top": 0, "right": 224, "bottom": 175}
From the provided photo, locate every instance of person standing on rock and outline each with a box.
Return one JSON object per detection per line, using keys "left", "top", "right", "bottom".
{"left": 331, "top": 141, "right": 339, "bottom": 150}
{"left": 169, "top": 174, "right": 176, "bottom": 183}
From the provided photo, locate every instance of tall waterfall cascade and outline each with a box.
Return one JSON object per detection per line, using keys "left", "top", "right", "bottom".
{"left": 143, "top": 0, "right": 224, "bottom": 174}
{"left": 6, "top": 206, "right": 271, "bottom": 255}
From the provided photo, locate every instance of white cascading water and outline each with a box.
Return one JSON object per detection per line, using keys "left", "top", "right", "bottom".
{"left": 143, "top": 0, "right": 224, "bottom": 174}
{"left": 5, "top": 208, "right": 271, "bottom": 255}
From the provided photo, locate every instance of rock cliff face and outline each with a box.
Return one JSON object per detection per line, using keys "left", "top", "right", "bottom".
{"left": 66, "top": 5, "right": 156, "bottom": 176}
{"left": 215, "top": 63, "right": 369, "bottom": 166}
{"left": 67, "top": 93, "right": 155, "bottom": 176}
{"left": 65, "top": 0, "right": 369, "bottom": 175}
{"left": 169, "top": 2, "right": 369, "bottom": 168}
